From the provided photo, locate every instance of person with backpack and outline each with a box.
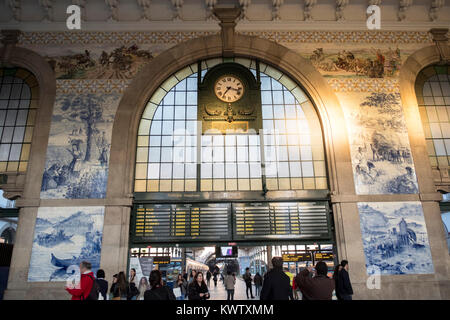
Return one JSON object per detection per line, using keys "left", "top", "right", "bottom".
{"left": 96, "top": 269, "right": 108, "bottom": 300}
{"left": 144, "top": 270, "right": 176, "bottom": 300}
{"left": 127, "top": 268, "right": 139, "bottom": 300}
{"left": 295, "top": 262, "right": 335, "bottom": 300}
{"left": 65, "top": 261, "right": 98, "bottom": 300}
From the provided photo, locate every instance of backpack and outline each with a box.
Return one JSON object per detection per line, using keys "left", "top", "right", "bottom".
{"left": 83, "top": 274, "right": 99, "bottom": 300}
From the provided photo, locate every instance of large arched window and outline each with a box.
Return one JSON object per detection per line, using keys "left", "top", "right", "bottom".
{"left": 415, "top": 64, "right": 450, "bottom": 182}
{"left": 135, "top": 58, "right": 326, "bottom": 192}
{"left": 0, "top": 68, "right": 39, "bottom": 173}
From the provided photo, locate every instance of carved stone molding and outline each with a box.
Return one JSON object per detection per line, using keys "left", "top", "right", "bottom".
{"left": 304, "top": 0, "right": 316, "bottom": 21}
{"left": 335, "top": 0, "right": 348, "bottom": 21}
{"left": 106, "top": 0, "right": 120, "bottom": 22}
{"left": 238, "top": 0, "right": 251, "bottom": 21}
{"left": 272, "top": 0, "right": 284, "bottom": 21}
{"left": 39, "top": 0, "right": 54, "bottom": 22}
{"left": 171, "top": 0, "right": 184, "bottom": 21}
{"left": 7, "top": 0, "right": 21, "bottom": 23}
{"left": 430, "top": 28, "right": 450, "bottom": 62}
{"left": 205, "top": 0, "right": 217, "bottom": 21}
{"left": 398, "top": 0, "right": 412, "bottom": 22}
{"left": 0, "top": 29, "right": 21, "bottom": 63}
{"left": 429, "top": 0, "right": 444, "bottom": 22}
{"left": 214, "top": 7, "right": 241, "bottom": 58}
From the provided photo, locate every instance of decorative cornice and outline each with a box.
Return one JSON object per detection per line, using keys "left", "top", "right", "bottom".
{"left": 137, "top": 0, "right": 152, "bottom": 21}
{"left": 16, "top": 30, "right": 435, "bottom": 45}
{"left": 56, "top": 79, "right": 131, "bottom": 94}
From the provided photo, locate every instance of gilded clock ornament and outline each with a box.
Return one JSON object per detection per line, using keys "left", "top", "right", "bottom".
{"left": 214, "top": 75, "right": 245, "bottom": 103}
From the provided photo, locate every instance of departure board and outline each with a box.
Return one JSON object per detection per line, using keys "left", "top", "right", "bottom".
{"left": 233, "top": 202, "right": 330, "bottom": 240}
{"left": 133, "top": 203, "right": 232, "bottom": 242}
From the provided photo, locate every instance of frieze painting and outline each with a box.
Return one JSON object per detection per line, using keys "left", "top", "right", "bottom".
{"left": 339, "top": 91, "right": 419, "bottom": 194}
{"left": 308, "top": 47, "right": 404, "bottom": 78}
{"left": 46, "top": 45, "right": 153, "bottom": 79}
{"left": 28, "top": 206, "right": 104, "bottom": 282}
{"left": 358, "top": 202, "right": 434, "bottom": 275}
{"left": 40, "top": 93, "right": 120, "bottom": 199}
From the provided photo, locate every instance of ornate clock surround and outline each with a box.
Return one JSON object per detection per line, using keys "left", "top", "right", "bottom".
{"left": 198, "top": 62, "right": 262, "bottom": 134}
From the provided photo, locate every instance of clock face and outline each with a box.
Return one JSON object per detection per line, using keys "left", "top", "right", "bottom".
{"left": 214, "top": 75, "right": 245, "bottom": 103}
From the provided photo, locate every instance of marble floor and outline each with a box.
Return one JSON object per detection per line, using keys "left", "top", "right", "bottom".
{"left": 207, "top": 277, "right": 260, "bottom": 301}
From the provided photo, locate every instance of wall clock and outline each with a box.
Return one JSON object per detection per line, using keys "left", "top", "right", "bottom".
{"left": 214, "top": 75, "right": 245, "bottom": 103}
{"left": 198, "top": 62, "right": 262, "bottom": 134}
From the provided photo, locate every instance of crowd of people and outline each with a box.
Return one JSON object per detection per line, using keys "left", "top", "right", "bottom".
{"left": 65, "top": 258, "right": 354, "bottom": 301}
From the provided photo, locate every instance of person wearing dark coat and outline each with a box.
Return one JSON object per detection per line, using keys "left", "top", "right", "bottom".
{"left": 332, "top": 264, "right": 343, "bottom": 300}
{"left": 260, "top": 257, "right": 292, "bottom": 300}
{"left": 144, "top": 270, "right": 176, "bottom": 300}
{"left": 337, "top": 260, "right": 353, "bottom": 300}
{"left": 295, "top": 261, "right": 335, "bottom": 300}
{"left": 253, "top": 272, "right": 263, "bottom": 297}
{"left": 96, "top": 269, "right": 108, "bottom": 300}
{"left": 188, "top": 272, "right": 210, "bottom": 300}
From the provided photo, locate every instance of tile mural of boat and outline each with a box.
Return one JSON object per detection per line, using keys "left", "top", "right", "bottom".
{"left": 28, "top": 207, "right": 104, "bottom": 282}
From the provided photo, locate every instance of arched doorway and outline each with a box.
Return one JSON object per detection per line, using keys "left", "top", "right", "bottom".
{"left": 105, "top": 33, "right": 353, "bottom": 283}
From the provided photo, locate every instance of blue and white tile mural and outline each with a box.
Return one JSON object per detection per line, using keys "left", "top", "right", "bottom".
{"left": 339, "top": 92, "right": 419, "bottom": 194}
{"left": 40, "top": 92, "right": 120, "bottom": 199}
{"left": 358, "top": 202, "right": 434, "bottom": 275}
{"left": 28, "top": 206, "right": 104, "bottom": 282}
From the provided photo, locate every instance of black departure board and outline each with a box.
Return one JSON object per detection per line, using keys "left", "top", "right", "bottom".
{"left": 133, "top": 203, "right": 232, "bottom": 242}
{"left": 233, "top": 202, "right": 331, "bottom": 240}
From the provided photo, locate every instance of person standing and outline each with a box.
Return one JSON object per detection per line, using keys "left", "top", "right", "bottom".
{"left": 260, "top": 257, "right": 292, "bottom": 300}
{"left": 96, "top": 269, "right": 108, "bottom": 300}
{"left": 337, "top": 260, "right": 353, "bottom": 300}
{"left": 224, "top": 271, "right": 236, "bottom": 301}
{"left": 128, "top": 268, "right": 139, "bottom": 300}
{"left": 295, "top": 262, "right": 335, "bottom": 300}
{"left": 137, "top": 277, "right": 149, "bottom": 300}
{"left": 243, "top": 267, "right": 254, "bottom": 299}
{"left": 253, "top": 272, "right": 263, "bottom": 297}
{"left": 144, "top": 270, "right": 176, "bottom": 300}
{"left": 112, "top": 271, "right": 129, "bottom": 300}
{"left": 65, "top": 261, "right": 96, "bottom": 300}
{"left": 188, "top": 272, "right": 210, "bottom": 300}
{"left": 206, "top": 270, "right": 212, "bottom": 287}
{"left": 109, "top": 274, "right": 118, "bottom": 300}
{"left": 212, "top": 271, "right": 218, "bottom": 287}
{"left": 174, "top": 274, "right": 188, "bottom": 300}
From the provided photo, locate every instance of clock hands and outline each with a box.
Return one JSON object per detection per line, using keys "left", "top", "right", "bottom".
{"left": 222, "top": 86, "right": 231, "bottom": 98}
{"left": 222, "top": 86, "right": 242, "bottom": 98}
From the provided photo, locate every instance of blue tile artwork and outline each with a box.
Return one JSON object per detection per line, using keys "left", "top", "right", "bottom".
{"left": 40, "top": 93, "right": 120, "bottom": 199}
{"left": 358, "top": 202, "right": 434, "bottom": 275}
{"left": 28, "top": 206, "right": 104, "bottom": 282}
{"left": 343, "top": 92, "right": 419, "bottom": 194}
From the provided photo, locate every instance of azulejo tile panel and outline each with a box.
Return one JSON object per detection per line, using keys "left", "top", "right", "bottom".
{"left": 338, "top": 90, "right": 419, "bottom": 194}
{"left": 28, "top": 206, "right": 105, "bottom": 282}
{"left": 41, "top": 83, "right": 122, "bottom": 199}
{"left": 358, "top": 202, "right": 434, "bottom": 275}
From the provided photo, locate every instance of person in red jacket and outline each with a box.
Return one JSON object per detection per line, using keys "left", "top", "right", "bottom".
{"left": 65, "top": 261, "right": 95, "bottom": 300}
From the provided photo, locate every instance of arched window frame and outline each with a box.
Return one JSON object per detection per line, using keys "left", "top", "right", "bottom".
{"left": 135, "top": 58, "right": 327, "bottom": 193}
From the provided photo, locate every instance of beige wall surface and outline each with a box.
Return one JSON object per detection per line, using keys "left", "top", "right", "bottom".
{"left": 0, "top": 27, "right": 449, "bottom": 300}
